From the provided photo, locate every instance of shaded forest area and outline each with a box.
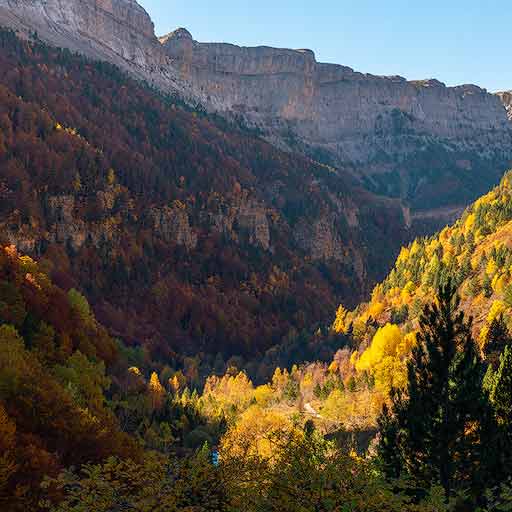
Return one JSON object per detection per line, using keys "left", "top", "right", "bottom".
{"left": 0, "top": 29, "right": 407, "bottom": 381}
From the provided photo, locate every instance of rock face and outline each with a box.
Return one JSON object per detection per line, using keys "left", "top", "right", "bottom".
{"left": 294, "top": 217, "right": 343, "bottom": 261}
{"left": 0, "top": 0, "right": 185, "bottom": 90}
{"left": 200, "top": 193, "right": 271, "bottom": 251}
{"left": 150, "top": 204, "right": 198, "bottom": 250}
{"left": 160, "top": 30, "right": 512, "bottom": 218}
{"left": 162, "top": 30, "right": 509, "bottom": 161}
{"left": 498, "top": 91, "right": 512, "bottom": 120}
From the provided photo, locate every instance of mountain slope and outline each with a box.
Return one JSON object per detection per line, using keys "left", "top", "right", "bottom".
{"left": 335, "top": 169, "right": 512, "bottom": 346}
{"left": 0, "top": 243, "right": 139, "bottom": 504}
{"left": 0, "top": 29, "right": 408, "bottom": 366}
{"left": 0, "top": 0, "right": 183, "bottom": 89}
{"left": 0, "top": 0, "right": 510, "bottom": 232}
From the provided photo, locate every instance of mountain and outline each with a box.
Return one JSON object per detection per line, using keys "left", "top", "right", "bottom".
{"left": 0, "top": 0, "right": 511, "bottom": 233}
{"left": 161, "top": 29, "right": 512, "bottom": 211}
{"left": 0, "top": 29, "right": 408, "bottom": 370}
{"left": 335, "top": 169, "right": 512, "bottom": 346}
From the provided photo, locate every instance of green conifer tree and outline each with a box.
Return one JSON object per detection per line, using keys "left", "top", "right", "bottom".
{"left": 490, "top": 345, "right": 512, "bottom": 425}
{"left": 483, "top": 315, "right": 512, "bottom": 370}
{"left": 378, "top": 281, "right": 497, "bottom": 501}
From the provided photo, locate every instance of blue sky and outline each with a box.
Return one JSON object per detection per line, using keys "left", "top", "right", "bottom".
{"left": 138, "top": 1, "right": 511, "bottom": 92}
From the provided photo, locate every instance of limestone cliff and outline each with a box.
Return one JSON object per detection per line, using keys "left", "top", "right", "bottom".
{"left": 162, "top": 28, "right": 508, "bottom": 150}
{"left": 498, "top": 91, "right": 512, "bottom": 120}
{"left": 0, "top": 0, "right": 185, "bottom": 90}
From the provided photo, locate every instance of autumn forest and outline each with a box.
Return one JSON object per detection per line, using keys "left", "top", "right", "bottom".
{"left": 1, "top": 23, "right": 512, "bottom": 512}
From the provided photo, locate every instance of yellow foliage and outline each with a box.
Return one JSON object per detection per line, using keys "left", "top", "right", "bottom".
{"left": 148, "top": 372, "right": 165, "bottom": 410}
{"left": 106, "top": 168, "right": 116, "bottom": 186}
{"left": 351, "top": 317, "right": 367, "bottom": 340}
{"left": 321, "top": 388, "right": 381, "bottom": 430}
{"left": 464, "top": 213, "right": 476, "bottom": 234}
{"left": 373, "top": 356, "right": 407, "bottom": 394}
{"left": 401, "top": 281, "right": 415, "bottom": 302}
{"left": 332, "top": 305, "right": 348, "bottom": 333}
{"left": 128, "top": 366, "right": 142, "bottom": 377}
{"left": 202, "top": 371, "right": 255, "bottom": 419}
{"left": 486, "top": 259, "right": 498, "bottom": 277}
{"left": 367, "top": 301, "right": 385, "bottom": 319}
{"left": 254, "top": 384, "right": 274, "bottom": 407}
{"left": 397, "top": 331, "right": 417, "bottom": 358}
{"left": 301, "top": 372, "right": 314, "bottom": 392}
{"left": 169, "top": 375, "right": 181, "bottom": 393}
{"left": 221, "top": 405, "right": 294, "bottom": 460}
{"left": 480, "top": 301, "right": 508, "bottom": 343}
{"left": 492, "top": 273, "right": 508, "bottom": 294}
{"left": 396, "top": 247, "right": 410, "bottom": 265}
{"left": 356, "top": 324, "right": 402, "bottom": 372}
{"left": 328, "top": 360, "right": 339, "bottom": 373}
{"left": 439, "top": 226, "right": 450, "bottom": 240}
{"left": 442, "top": 250, "right": 454, "bottom": 266}
{"left": 410, "top": 239, "right": 421, "bottom": 256}
{"left": 487, "top": 300, "right": 507, "bottom": 324}
{"left": 271, "top": 367, "right": 289, "bottom": 393}
{"left": 321, "top": 389, "right": 348, "bottom": 423}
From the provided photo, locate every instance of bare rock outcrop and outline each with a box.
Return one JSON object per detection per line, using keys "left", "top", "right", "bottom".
{"left": 150, "top": 204, "right": 198, "bottom": 250}
{"left": 497, "top": 91, "right": 512, "bottom": 120}
{"left": 0, "top": 1, "right": 508, "bottom": 173}
{"left": 162, "top": 29, "right": 511, "bottom": 167}
{"left": 201, "top": 193, "right": 270, "bottom": 251}
{"left": 294, "top": 216, "right": 344, "bottom": 261}
{"left": 0, "top": 0, "right": 185, "bottom": 91}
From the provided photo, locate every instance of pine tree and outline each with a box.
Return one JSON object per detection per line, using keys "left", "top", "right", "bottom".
{"left": 488, "top": 345, "right": 512, "bottom": 485}
{"left": 490, "top": 345, "right": 512, "bottom": 425}
{"left": 504, "top": 284, "right": 512, "bottom": 307}
{"left": 482, "top": 273, "right": 493, "bottom": 298}
{"left": 483, "top": 315, "right": 512, "bottom": 370}
{"left": 378, "top": 281, "right": 497, "bottom": 500}
{"left": 148, "top": 372, "right": 166, "bottom": 411}
{"left": 467, "top": 275, "right": 481, "bottom": 297}
{"left": 377, "top": 401, "right": 401, "bottom": 480}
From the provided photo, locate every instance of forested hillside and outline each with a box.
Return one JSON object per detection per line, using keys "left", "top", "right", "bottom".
{"left": 3, "top": 22, "right": 512, "bottom": 512}
{"left": 4, "top": 241, "right": 512, "bottom": 511}
{"left": 306, "top": 169, "right": 512, "bottom": 435}
{"left": 336, "top": 169, "right": 512, "bottom": 346}
{"left": 0, "top": 244, "right": 140, "bottom": 506}
{"left": 0, "top": 29, "right": 407, "bottom": 376}
{"left": 0, "top": 243, "right": 446, "bottom": 511}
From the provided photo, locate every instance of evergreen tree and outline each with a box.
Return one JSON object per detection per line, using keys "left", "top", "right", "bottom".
{"left": 467, "top": 275, "right": 481, "bottom": 298}
{"left": 488, "top": 345, "right": 512, "bottom": 485}
{"left": 483, "top": 315, "right": 512, "bottom": 370}
{"left": 504, "top": 284, "right": 512, "bottom": 307}
{"left": 378, "top": 281, "right": 497, "bottom": 501}
{"left": 490, "top": 345, "right": 512, "bottom": 426}
{"left": 377, "top": 401, "right": 401, "bottom": 480}
{"left": 482, "top": 273, "right": 493, "bottom": 298}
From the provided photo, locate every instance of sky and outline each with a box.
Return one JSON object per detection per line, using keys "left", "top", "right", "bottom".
{"left": 137, "top": 0, "right": 511, "bottom": 93}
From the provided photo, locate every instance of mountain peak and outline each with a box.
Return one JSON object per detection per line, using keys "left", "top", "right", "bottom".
{"left": 170, "top": 27, "right": 193, "bottom": 40}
